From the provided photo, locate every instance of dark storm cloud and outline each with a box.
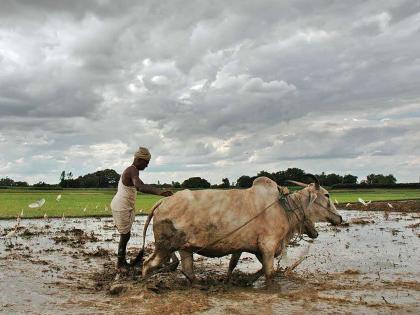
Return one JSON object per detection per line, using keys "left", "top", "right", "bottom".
{"left": 0, "top": 0, "right": 419, "bottom": 183}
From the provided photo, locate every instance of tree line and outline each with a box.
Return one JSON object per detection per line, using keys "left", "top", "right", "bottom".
{"left": 0, "top": 168, "right": 399, "bottom": 189}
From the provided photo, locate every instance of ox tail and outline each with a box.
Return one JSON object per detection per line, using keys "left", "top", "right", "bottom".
{"left": 133, "top": 198, "right": 165, "bottom": 266}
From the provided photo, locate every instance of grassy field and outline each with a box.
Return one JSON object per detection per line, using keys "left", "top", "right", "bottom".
{"left": 0, "top": 189, "right": 162, "bottom": 219}
{"left": 0, "top": 188, "right": 419, "bottom": 219}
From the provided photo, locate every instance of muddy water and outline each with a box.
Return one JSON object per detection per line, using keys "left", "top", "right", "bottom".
{"left": 0, "top": 210, "right": 419, "bottom": 314}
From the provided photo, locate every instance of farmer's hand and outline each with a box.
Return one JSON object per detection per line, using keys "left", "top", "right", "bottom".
{"left": 161, "top": 190, "right": 173, "bottom": 197}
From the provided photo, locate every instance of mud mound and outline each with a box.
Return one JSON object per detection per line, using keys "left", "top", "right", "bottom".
{"left": 338, "top": 200, "right": 420, "bottom": 212}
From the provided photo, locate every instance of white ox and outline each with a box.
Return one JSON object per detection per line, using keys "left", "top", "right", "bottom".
{"left": 140, "top": 175, "right": 342, "bottom": 285}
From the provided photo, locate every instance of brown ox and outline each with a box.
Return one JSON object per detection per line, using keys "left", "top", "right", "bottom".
{"left": 140, "top": 175, "right": 342, "bottom": 285}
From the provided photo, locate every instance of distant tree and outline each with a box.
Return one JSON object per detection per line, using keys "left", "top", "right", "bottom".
{"left": 256, "top": 170, "right": 275, "bottom": 182}
{"left": 385, "top": 174, "right": 397, "bottom": 184}
{"left": 284, "top": 168, "right": 306, "bottom": 182}
{"left": 342, "top": 174, "right": 358, "bottom": 184}
{"left": 271, "top": 171, "right": 286, "bottom": 185}
{"left": 59, "top": 170, "right": 66, "bottom": 187}
{"left": 95, "top": 169, "right": 120, "bottom": 187}
{"left": 33, "top": 181, "right": 51, "bottom": 187}
{"left": 220, "top": 178, "right": 230, "bottom": 188}
{"left": 15, "top": 181, "right": 29, "bottom": 187}
{"left": 236, "top": 175, "right": 253, "bottom": 188}
{"left": 316, "top": 172, "right": 328, "bottom": 186}
{"left": 171, "top": 181, "right": 181, "bottom": 188}
{"left": 324, "top": 173, "right": 343, "bottom": 186}
{"left": 182, "top": 177, "right": 211, "bottom": 189}
{"left": 366, "top": 173, "right": 397, "bottom": 184}
{"left": 0, "top": 177, "right": 15, "bottom": 186}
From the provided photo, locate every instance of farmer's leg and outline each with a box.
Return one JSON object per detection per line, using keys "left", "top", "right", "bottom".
{"left": 117, "top": 232, "right": 131, "bottom": 269}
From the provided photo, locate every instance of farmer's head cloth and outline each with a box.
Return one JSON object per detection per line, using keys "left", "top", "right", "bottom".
{"left": 134, "top": 147, "right": 151, "bottom": 161}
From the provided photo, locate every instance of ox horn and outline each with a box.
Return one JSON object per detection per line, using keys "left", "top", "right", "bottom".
{"left": 304, "top": 174, "right": 320, "bottom": 189}
{"left": 286, "top": 180, "right": 307, "bottom": 188}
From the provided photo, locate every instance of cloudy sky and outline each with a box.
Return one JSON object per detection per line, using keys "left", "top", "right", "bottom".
{"left": 1, "top": 0, "right": 420, "bottom": 185}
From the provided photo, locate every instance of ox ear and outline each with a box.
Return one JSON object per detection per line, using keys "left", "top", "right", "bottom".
{"left": 308, "top": 191, "right": 318, "bottom": 208}
{"left": 286, "top": 180, "right": 307, "bottom": 188}
{"left": 277, "top": 185, "right": 290, "bottom": 195}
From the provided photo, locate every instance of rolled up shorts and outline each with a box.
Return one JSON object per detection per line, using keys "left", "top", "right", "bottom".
{"left": 111, "top": 201, "right": 135, "bottom": 234}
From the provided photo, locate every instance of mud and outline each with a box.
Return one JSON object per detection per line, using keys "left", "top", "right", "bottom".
{"left": 0, "top": 208, "right": 419, "bottom": 314}
{"left": 338, "top": 199, "right": 420, "bottom": 212}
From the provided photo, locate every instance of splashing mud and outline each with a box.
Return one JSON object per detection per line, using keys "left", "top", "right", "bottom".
{"left": 1, "top": 209, "right": 419, "bottom": 314}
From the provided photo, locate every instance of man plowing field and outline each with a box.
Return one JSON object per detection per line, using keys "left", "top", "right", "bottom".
{"left": 110, "top": 147, "right": 172, "bottom": 271}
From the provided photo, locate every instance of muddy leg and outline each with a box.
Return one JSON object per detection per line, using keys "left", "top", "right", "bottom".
{"left": 117, "top": 232, "right": 130, "bottom": 270}
{"left": 261, "top": 250, "right": 275, "bottom": 286}
{"left": 179, "top": 250, "right": 195, "bottom": 283}
{"left": 248, "top": 253, "right": 265, "bottom": 282}
{"left": 142, "top": 249, "right": 170, "bottom": 277}
{"left": 226, "top": 252, "right": 241, "bottom": 282}
{"left": 167, "top": 252, "right": 179, "bottom": 271}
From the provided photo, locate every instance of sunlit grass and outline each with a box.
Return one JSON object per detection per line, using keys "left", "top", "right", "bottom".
{"left": 0, "top": 188, "right": 419, "bottom": 219}
{"left": 0, "top": 189, "right": 163, "bottom": 219}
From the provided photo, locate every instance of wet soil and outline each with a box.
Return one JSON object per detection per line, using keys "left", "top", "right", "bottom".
{"left": 338, "top": 199, "right": 420, "bottom": 212}
{"left": 1, "top": 207, "right": 419, "bottom": 314}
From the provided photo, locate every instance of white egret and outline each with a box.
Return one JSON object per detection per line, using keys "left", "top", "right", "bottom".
{"left": 346, "top": 203, "right": 351, "bottom": 207}
{"left": 387, "top": 203, "right": 393, "bottom": 208}
{"left": 5, "top": 227, "right": 18, "bottom": 245}
{"left": 56, "top": 194, "right": 62, "bottom": 202}
{"left": 83, "top": 207, "right": 87, "bottom": 212}
{"left": 358, "top": 197, "right": 368, "bottom": 206}
{"left": 20, "top": 209, "right": 24, "bottom": 217}
{"left": 28, "top": 198, "right": 46, "bottom": 208}
{"left": 43, "top": 213, "right": 48, "bottom": 220}
{"left": 334, "top": 198, "right": 339, "bottom": 205}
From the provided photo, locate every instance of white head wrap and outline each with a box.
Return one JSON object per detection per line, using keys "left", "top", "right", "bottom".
{"left": 134, "top": 147, "right": 151, "bottom": 161}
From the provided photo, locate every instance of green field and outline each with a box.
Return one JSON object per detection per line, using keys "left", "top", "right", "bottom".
{"left": 0, "top": 188, "right": 419, "bottom": 219}
{"left": 0, "top": 189, "right": 163, "bottom": 219}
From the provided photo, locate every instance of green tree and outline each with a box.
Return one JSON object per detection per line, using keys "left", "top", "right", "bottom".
{"left": 342, "top": 174, "right": 358, "bottom": 184}
{"left": 182, "top": 177, "right": 211, "bottom": 189}
{"left": 171, "top": 181, "right": 181, "bottom": 188}
{"left": 236, "top": 175, "right": 253, "bottom": 188}
{"left": 385, "top": 174, "right": 397, "bottom": 184}
{"left": 325, "top": 173, "right": 343, "bottom": 186}
{"left": 366, "top": 173, "right": 397, "bottom": 184}
{"left": 59, "top": 170, "right": 66, "bottom": 187}
{"left": 220, "top": 178, "right": 230, "bottom": 188}
{"left": 284, "top": 168, "right": 306, "bottom": 182}
{"left": 0, "top": 177, "right": 15, "bottom": 186}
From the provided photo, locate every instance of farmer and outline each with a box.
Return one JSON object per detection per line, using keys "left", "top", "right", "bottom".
{"left": 111, "top": 146, "right": 172, "bottom": 270}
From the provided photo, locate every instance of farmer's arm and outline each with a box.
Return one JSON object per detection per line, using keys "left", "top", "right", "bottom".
{"left": 131, "top": 171, "right": 172, "bottom": 196}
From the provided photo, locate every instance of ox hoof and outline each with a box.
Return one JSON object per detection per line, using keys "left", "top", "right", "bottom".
{"left": 264, "top": 281, "right": 281, "bottom": 291}
{"left": 109, "top": 284, "right": 127, "bottom": 295}
{"left": 191, "top": 283, "right": 208, "bottom": 291}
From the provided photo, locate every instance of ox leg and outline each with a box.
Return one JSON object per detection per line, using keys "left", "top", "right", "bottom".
{"left": 261, "top": 250, "right": 276, "bottom": 287}
{"left": 166, "top": 252, "right": 180, "bottom": 271}
{"left": 142, "top": 249, "right": 170, "bottom": 277}
{"left": 247, "top": 253, "right": 264, "bottom": 283}
{"left": 226, "top": 252, "right": 241, "bottom": 282}
{"left": 179, "top": 250, "right": 195, "bottom": 283}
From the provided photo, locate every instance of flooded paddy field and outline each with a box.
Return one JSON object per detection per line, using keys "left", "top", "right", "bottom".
{"left": 1, "top": 210, "right": 419, "bottom": 314}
